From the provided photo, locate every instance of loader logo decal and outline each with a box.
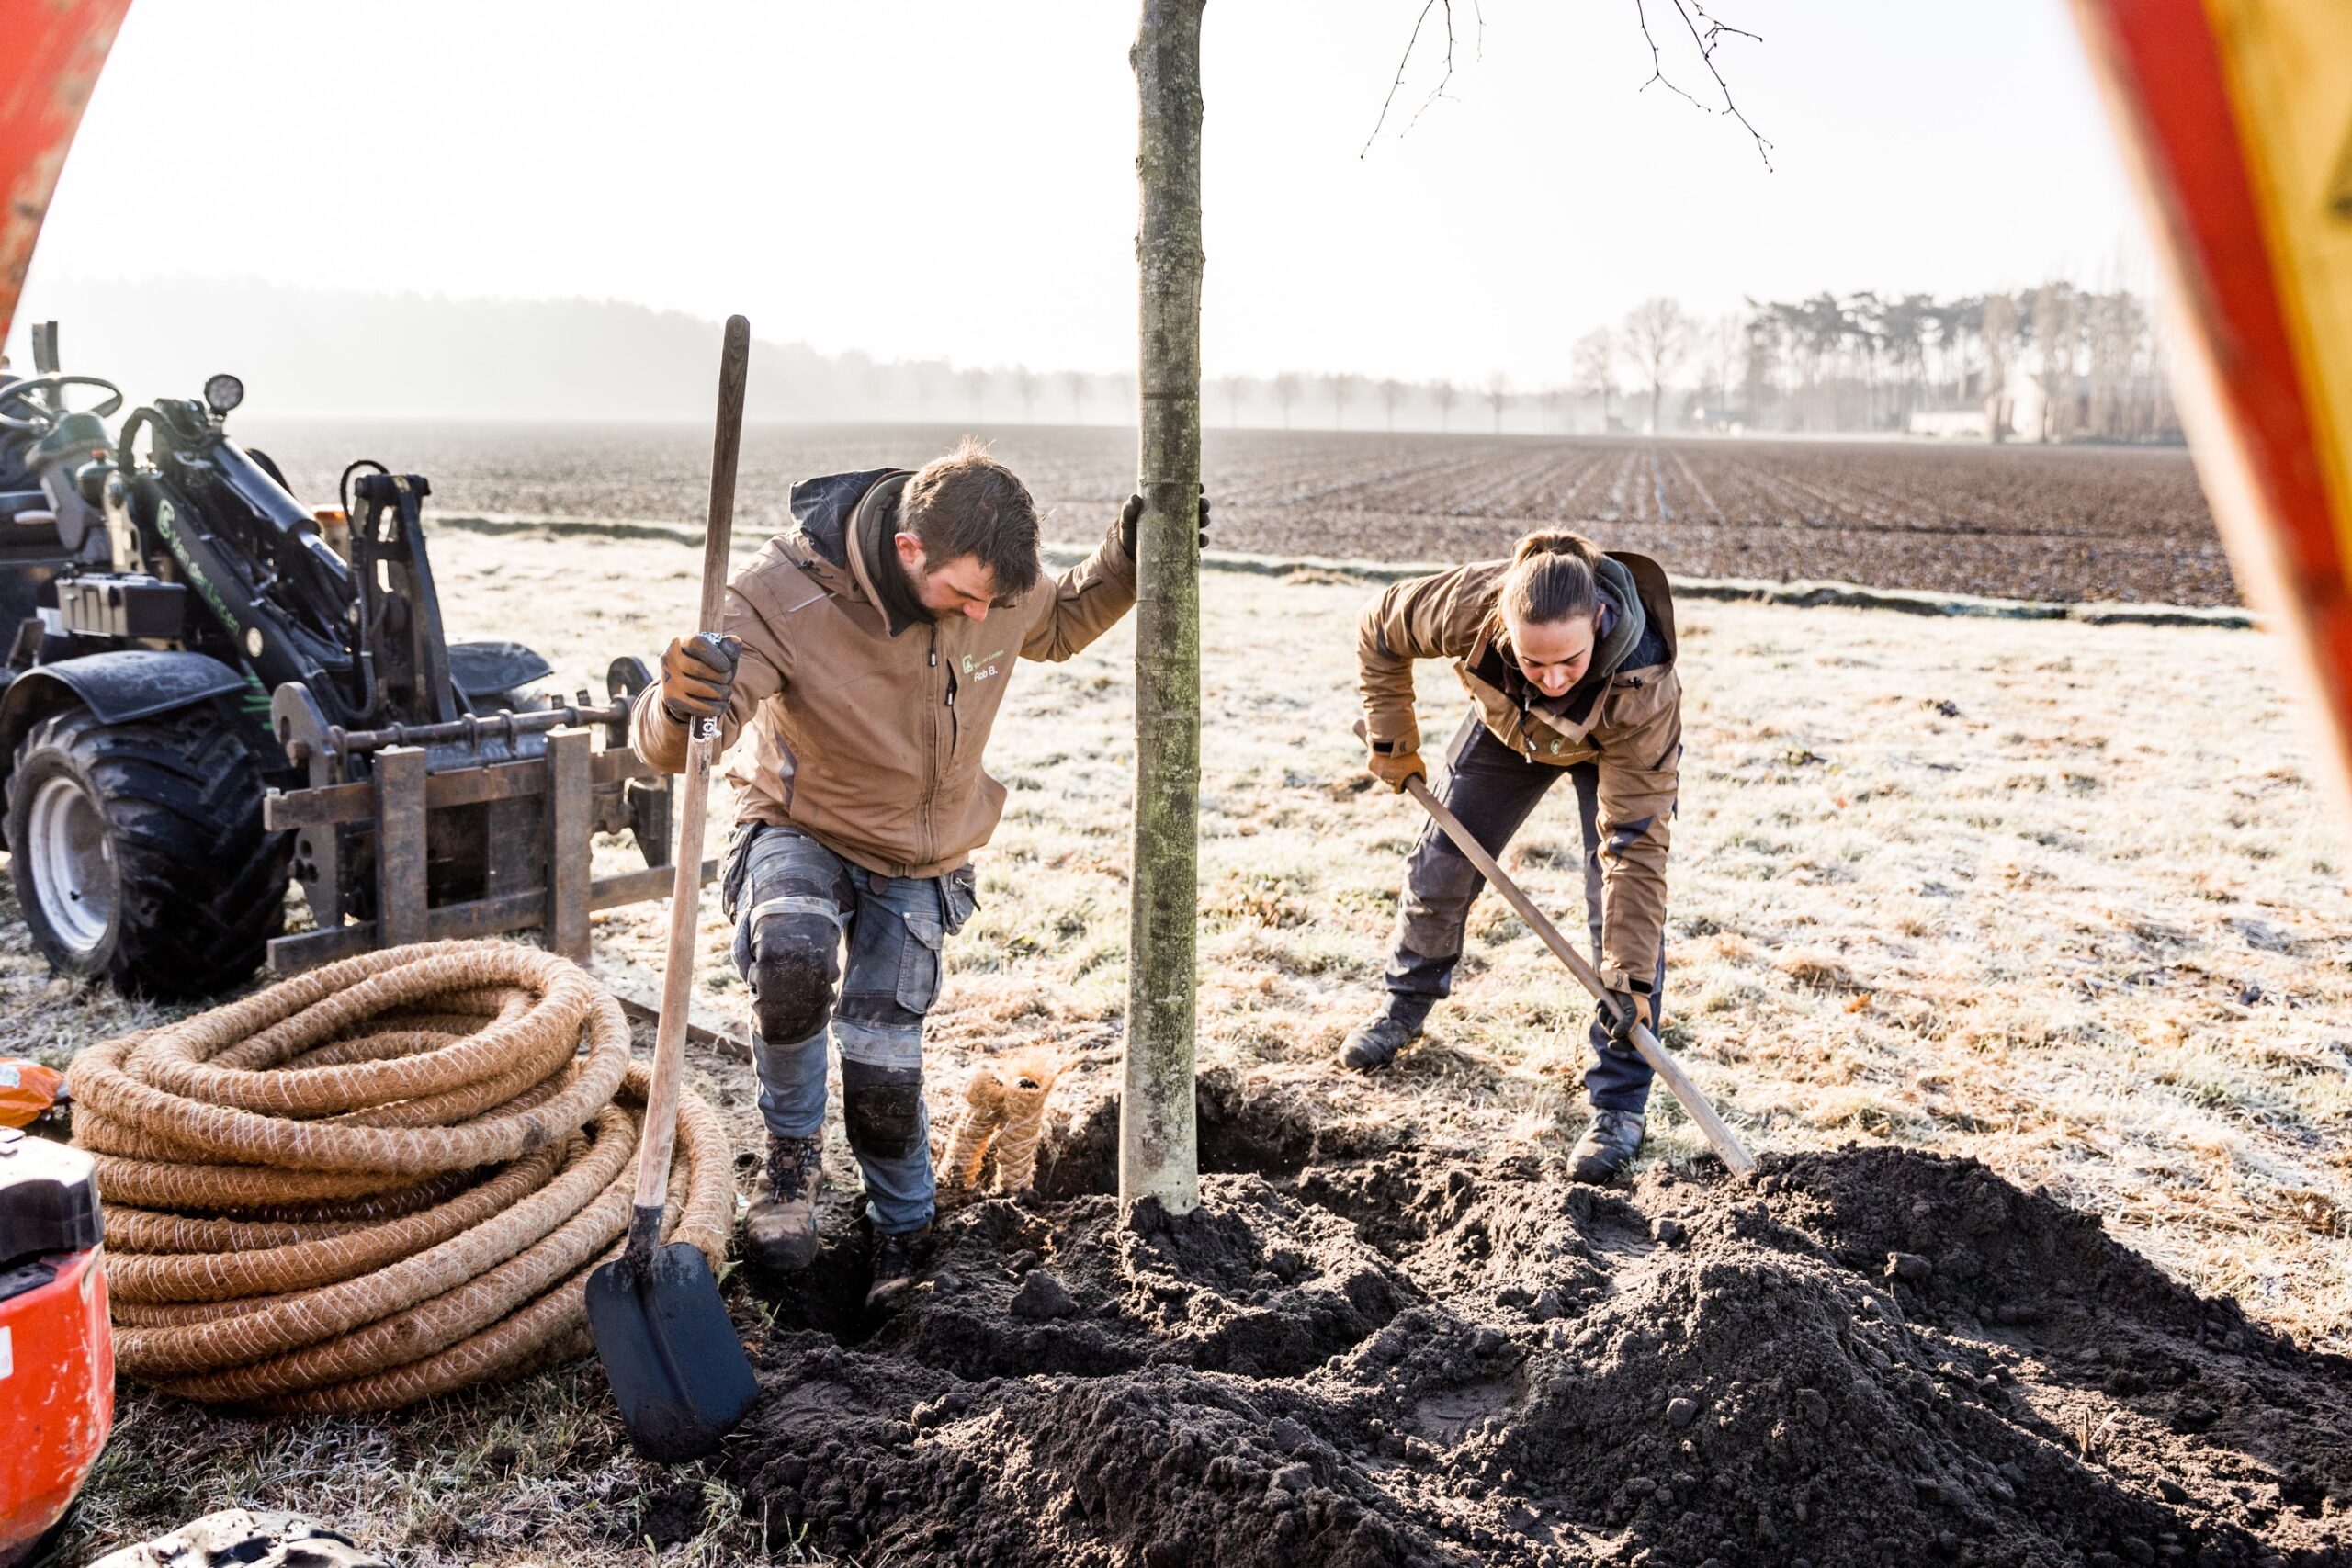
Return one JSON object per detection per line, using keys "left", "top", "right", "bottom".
{"left": 959, "top": 649, "right": 1005, "bottom": 682}
{"left": 154, "top": 502, "right": 238, "bottom": 636}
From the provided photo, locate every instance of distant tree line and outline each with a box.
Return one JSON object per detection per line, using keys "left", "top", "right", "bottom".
{"left": 15, "top": 276, "right": 2178, "bottom": 441}
{"left": 1181, "top": 281, "right": 2180, "bottom": 444}
{"left": 889, "top": 277, "right": 2181, "bottom": 443}
{"left": 1724, "top": 282, "right": 2179, "bottom": 442}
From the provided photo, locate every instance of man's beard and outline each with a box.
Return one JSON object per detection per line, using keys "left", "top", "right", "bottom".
{"left": 873, "top": 531, "right": 936, "bottom": 627}
{"left": 906, "top": 575, "right": 951, "bottom": 623}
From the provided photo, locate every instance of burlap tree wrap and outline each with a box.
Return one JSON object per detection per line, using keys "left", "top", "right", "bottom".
{"left": 936, "top": 1049, "right": 1062, "bottom": 1209}
{"left": 987, "top": 1055, "right": 1061, "bottom": 1195}
{"left": 940, "top": 1070, "right": 1007, "bottom": 1202}
{"left": 66, "top": 941, "right": 737, "bottom": 1415}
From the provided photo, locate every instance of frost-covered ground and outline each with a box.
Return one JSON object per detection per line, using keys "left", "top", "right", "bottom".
{"left": 6, "top": 526, "right": 2341, "bottom": 1566}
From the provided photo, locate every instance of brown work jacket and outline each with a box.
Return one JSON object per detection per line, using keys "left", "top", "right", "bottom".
{"left": 1357, "top": 553, "right": 1681, "bottom": 991}
{"left": 632, "top": 469, "right": 1136, "bottom": 879}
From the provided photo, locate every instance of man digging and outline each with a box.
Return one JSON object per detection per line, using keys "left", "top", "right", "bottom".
{"left": 633, "top": 441, "right": 1206, "bottom": 1306}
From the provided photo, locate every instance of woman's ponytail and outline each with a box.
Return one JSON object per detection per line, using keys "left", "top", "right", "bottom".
{"left": 1487, "top": 530, "right": 1603, "bottom": 643}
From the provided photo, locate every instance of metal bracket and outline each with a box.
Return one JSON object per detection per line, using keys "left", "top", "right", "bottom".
{"left": 270, "top": 681, "right": 345, "bottom": 928}
{"left": 347, "top": 473, "right": 458, "bottom": 727}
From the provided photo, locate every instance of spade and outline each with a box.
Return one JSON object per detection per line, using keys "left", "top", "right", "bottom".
{"left": 585, "top": 315, "right": 759, "bottom": 1461}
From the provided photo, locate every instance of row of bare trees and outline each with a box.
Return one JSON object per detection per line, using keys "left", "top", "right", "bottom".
{"left": 816, "top": 355, "right": 1145, "bottom": 425}
{"left": 1188, "top": 297, "right": 1709, "bottom": 437}
{"left": 808, "top": 284, "right": 2175, "bottom": 445}
{"left": 1183, "top": 283, "right": 2179, "bottom": 442}
{"left": 826, "top": 294, "right": 1702, "bottom": 435}
{"left": 842, "top": 361, "right": 1566, "bottom": 434}
{"left": 1204, "top": 371, "right": 1540, "bottom": 434}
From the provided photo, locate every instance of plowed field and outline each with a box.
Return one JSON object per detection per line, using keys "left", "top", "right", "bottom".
{"left": 245, "top": 423, "right": 2232, "bottom": 607}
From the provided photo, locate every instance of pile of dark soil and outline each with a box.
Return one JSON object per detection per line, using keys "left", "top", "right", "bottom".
{"left": 727, "top": 1077, "right": 2350, "bottom": 1566}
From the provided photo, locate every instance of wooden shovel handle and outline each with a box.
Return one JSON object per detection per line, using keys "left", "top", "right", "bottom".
{"left": 1395, "top": 770, "right": 1758, "bottom": 1178}
{"left": 633, "top": 315, "right": 752, "bottom": 1226}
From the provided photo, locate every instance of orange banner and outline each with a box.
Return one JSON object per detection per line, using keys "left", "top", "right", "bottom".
{"left": 0, "top": 0, "right": 134, "bottom": 346}
{"left": 2071, "top": 0, "right": 2352, "bottom": 815}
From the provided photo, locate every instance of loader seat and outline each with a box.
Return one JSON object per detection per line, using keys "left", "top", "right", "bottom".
{"left": 448, "top": 640, "right": 555, "bottom": 714}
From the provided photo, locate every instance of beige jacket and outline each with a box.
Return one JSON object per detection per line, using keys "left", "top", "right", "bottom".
{"left": 1357, "top": 553, "right": 1681, "bottom": 990}
{"left": 632, "top": 470, "right": 1137, "bottom": 879}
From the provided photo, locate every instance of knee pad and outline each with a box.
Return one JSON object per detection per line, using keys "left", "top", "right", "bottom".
{"left": 1397, "top": 842, "right": 1484, "bottom": 961}
{"left": 749, "top": 911, "right": 841, "bottom": 1046}
{"left": 841, "top": 1060, "right": 926, "bottom": 1161}
{"left": 1407, "top": 847, "right": 1486, "bottom": 910}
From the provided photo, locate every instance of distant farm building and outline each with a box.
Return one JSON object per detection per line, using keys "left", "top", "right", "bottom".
{"left": 1907, "top": 408, "right": 1993, "bottom": 439}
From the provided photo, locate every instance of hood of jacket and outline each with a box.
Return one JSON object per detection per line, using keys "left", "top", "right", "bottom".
{"left": 784, "top": 468, "right": 930, "bottom": 634}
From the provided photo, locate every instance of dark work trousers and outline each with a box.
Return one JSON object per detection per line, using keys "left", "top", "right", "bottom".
{"left": 722, "top": 821, "right": 978, "bottom": 1235}
{"left": 1383, "top": 710, "right": 1665, "bottom": 1113}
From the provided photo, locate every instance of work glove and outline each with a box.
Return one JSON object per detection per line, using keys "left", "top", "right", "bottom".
{"left": 659, "top": 632, "right": 741, "bottom": 726}
{"left": 1118, "top": 490, "right": 1212, "bottom": 558}
{"left": 1600, "top": 982, "right": 1658, "bottom": 1052}
{"left": 1365, "top": 742, "right": 1427, "bottom": 794}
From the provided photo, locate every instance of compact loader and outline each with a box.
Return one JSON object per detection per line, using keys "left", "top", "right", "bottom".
{"left": 0, "top": 325, "right": 682, "bottom": 998}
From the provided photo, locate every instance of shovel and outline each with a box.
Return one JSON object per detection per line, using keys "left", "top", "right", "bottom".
{"left": 586, "top": 315, "right": 761, "bottom": 1461}
{"left": 1370, "top": 732, "right": 1758, "bottom": 1177}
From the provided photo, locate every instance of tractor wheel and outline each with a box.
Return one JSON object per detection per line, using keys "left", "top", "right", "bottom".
{"left": 6, "top": 705, "right": 290, "bottom": 999}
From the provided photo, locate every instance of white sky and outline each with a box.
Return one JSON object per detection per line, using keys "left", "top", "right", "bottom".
{"left": 20, "top": 0, "right": 2151, "bottom": 388}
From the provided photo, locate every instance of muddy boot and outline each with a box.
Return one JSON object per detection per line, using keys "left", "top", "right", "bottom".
{"left": 1338, "top": 1013, "right": 1419, "bottom": 1071}
{"left": 1568, "top": 1110, "right": 1646, "bottom": 1183}
{"left": 865, "top": 1224, "right": 933, "bottom": 1311}
{"left": 744, "top": 1134, "right": 823, "bottom": 1272}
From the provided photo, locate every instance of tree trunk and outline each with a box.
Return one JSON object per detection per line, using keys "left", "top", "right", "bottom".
{"left": 1123, "top": 0, "right": 1204, "bottom": 1217}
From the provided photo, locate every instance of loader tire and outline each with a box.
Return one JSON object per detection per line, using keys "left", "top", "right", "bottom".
{"left": 7, "top": 705, "right": 289, "bottom": 1000}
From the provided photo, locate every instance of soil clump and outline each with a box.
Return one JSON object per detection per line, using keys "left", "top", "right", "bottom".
{"left": 728, "top": 1074, "right": 2351, "bottom": 1566}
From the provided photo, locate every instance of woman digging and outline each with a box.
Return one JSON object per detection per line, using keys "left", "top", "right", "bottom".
{"left": 1342, "top": 530, "right": 1682, "bottom": 1183}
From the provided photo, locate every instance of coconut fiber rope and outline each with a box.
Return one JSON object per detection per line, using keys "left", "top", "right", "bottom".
{"left": 66, "top": 940, "right": 737, "bottom": 1415}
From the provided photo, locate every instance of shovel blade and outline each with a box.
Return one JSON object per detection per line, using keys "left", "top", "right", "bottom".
{"left": 585, "top": 1240, "right": 758, "bottom": 1463}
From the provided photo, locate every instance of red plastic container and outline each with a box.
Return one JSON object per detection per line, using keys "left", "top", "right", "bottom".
{"left": 0, "top": 1131, "right": 110, "bottom": 1568}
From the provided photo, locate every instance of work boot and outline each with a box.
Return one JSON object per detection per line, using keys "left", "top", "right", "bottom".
{"left": 744, "top": 1134, "right": 823, "bottom": 1272}
{"left": 1568, "top": 1109, "right": 1646, "bottom": 1183}
{"left": 1338, "top": 1013, "right": 1419, "bottom": 1071}
{"left": 865, "top": 1224, "right": 933, "bottom": 1311}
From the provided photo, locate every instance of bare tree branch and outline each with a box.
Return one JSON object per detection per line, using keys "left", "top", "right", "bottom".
{"left": 1366, "top": 1, "right": 1769, "bottom": 167}
{"left": 1634, "top": 0, "right": 1774, "bottom": 170}
{"left": 1362, "top": 0, "right": 1455, "bottom": 157}
{"left": 1681, "top": 0, "right": 1759, "bottom": 48}
{"left": 1632, "top": 0, "right": 1708, "bottom": 115}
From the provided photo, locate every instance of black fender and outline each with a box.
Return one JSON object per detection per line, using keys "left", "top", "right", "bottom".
{"left": 0, "top": 649, "right": 252, "bottom": 789}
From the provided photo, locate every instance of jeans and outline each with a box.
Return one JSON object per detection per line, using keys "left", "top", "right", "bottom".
{"left": 1382, "top": 710, "right": 1666, "bottom": 1113}
{"left": 723, "top": 822, "right": 978, "bottom": 1234}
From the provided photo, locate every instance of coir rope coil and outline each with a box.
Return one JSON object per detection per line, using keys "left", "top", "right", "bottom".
{"left": 67, "top": 941, "right": 737, "bottom": 1414}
